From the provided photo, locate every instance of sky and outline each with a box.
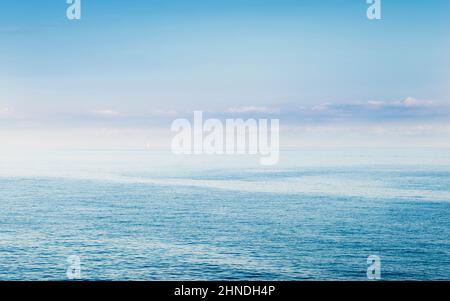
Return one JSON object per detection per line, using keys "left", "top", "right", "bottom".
{"left": 1, "top": 0, "right": 450, "bottom": 149}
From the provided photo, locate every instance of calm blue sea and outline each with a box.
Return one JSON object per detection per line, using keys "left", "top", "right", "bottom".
{"left": 0, "top": 149, "right": 449, "bottom": 280}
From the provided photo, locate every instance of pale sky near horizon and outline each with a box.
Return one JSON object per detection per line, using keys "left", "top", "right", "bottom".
{"left": 1, "top": 0, "right": 450, "bottom": 149}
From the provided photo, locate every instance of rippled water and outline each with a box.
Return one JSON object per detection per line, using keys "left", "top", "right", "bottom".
{"left": 0, "top": 149, "right": 449, "bottom": 280}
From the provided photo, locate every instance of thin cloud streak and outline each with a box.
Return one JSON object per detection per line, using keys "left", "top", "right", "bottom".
{"left": 2, "top": 97, "right": 450, "bottom": 128}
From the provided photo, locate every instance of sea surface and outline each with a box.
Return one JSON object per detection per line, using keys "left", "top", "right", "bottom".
{"left": 0, "top": 149, "right": 449, "bottom": 280}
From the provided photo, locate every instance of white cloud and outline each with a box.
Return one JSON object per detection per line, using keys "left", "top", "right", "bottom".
{"left": 92, "top": 109, "right": 119, "bottom": 117}
{"left": 367, "top": 100, "right": 386, "bottom": 107}
{"left": 399, "top": 96, "right": 433, "bottom": 107}
{"left": 226, "top": 106, "right": 274, "bottom": 113}
{"left": 310, "top": 103, "right": 331, "bottom": 111}
{"left": 0, "top": 107, "right": 15, "bottom": 118}
{"left": 348, "top": 97, "right": 434, "bottom": 109}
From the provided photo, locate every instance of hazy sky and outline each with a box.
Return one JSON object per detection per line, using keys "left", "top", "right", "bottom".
{"left": 1, "top": 0, "right": 450, "bottom": 148}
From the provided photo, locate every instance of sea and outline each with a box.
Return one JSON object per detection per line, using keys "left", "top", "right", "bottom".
{"left": 0, "top": 149, "right": 449, "bottom": 280}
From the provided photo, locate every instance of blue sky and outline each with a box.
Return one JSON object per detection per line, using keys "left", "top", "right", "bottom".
{"left": 1, "top": 0, "right": 450, "bottom": 148}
